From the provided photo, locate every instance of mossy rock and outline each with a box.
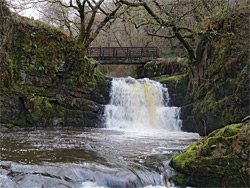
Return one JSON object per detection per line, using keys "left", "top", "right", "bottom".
{"left": 0, "top": 4, "right": 108, "bottom": 128}
{"left": 0, "top": 123, "right": 16, "bottom": 131}
{"left": 169, "top": 123, "right": 249, "bottom": 187}
{"left": 183, "top": 4, "right": 249, "bottom": 135}
{"left": 152, "top": 74, "right": 188, "bottom": 106}
{"left": 144, "top": 57, "right": 188, "bottom": 78}
{"left": 24, "top": 95, "right": 66, "bottom": 126}
{"left": 170, "top": 173, "right": 191, "bottom": 187}
{"left": 88, "top": 70, "right": 110, "bottom": 104}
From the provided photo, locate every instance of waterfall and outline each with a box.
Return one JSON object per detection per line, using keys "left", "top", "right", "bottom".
{"left": 104, "top": 77, "right": 182, "bottom": 131}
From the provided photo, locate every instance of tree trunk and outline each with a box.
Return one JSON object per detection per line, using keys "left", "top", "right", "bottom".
{"left": 76, "top": 17, "right": 85, "bottom": 46}
{"left": 194, "top": 34, "right": 210, "bottom": 66}
{"left": 173, "top": 27, "right": 196, "bottom": 61}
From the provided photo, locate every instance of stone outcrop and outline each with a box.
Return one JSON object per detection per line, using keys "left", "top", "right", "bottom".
{"left": 0, "top": 3, "right": 110, "bottom": 128}
{"left": 148, "top": 4, "right": 249, "bottom": 136}
{"left": 164, "top": 4, "right": 250, "bottom": 187}
{"left": 181, "top": 4, "right": 249, "bottom": 135}
{"left": 169, "top": 123, "right": 250, "bottom": 187}
{"left": 142, "top": 57, "right": 188, "bottom": 78}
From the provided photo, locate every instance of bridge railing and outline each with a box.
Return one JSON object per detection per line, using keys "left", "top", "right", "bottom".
{"left": 87, "top": 47, "right": 158, "bottom": 59}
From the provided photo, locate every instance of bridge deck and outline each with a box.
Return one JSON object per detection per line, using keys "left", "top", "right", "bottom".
{"left": 87, "top": 47, "right": 158, "bottom": 63}
{"left": 96, "top": 59, "right": 150, "bottom": 65}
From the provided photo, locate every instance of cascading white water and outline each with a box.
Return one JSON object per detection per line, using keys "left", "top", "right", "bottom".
{"left": 104, "top": 77, "right": 182, "bottom": 131}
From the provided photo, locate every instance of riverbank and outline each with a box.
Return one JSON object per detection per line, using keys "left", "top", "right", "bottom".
{"left": 144, "top": 4, "right": 249, "bottom": 137}
{"left": 0, "top": 123, "right": 200, "bottom": 187}
{"left": 1, "top": 2, "right": 249, "bottom": 188}
{"left": 144, "top": 3, "right": 250, "bottom": 187}
{"left": 0, "top": 3, "right": 109, "bottom": 128}
{"left": 170, "top": 123, "right": 249, "bottom": 187}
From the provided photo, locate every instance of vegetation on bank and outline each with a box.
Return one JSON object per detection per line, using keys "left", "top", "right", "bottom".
{"left": 1, "top": 1, "right": 249, "bottom": 187}
{"left": 0, "top": 3, "right": 108, "bottom": 128}
{"left": 146, "top": 3, "right": 249, "bottom": 136}
{"left": 169, "top": 123, "right": 249, "bottom": 187}
{"left": 143, "top": 57, "right": 188, "bottom": 78}
{"left": 141, "top": 3, "right": 250, "bottom": 187}
{"left": 185, "top": 3, "right": 249, "bottom": 135}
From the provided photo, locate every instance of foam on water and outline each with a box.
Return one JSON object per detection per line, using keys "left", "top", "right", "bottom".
{"left": 104, "top": 77, "right": 182, "bottom": 132}
{"left": 0, "top": 77, "right": 200, "bottom": 188}
{"left": 80, "top": 181, "right": 170, "bottom": 188}
{"left": 80, "top": 181, "right": 108, "bottom": 188}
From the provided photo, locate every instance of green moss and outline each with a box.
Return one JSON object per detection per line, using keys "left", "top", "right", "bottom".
{"left": 164, "top": 53, "right": 180, "bottom": 58}
{"left": 24, "top": 95, "right": 67, "bottom": 126}
{"left": 0, "top": 58, "right": 15, "bottom": 90}
{"left": 192, "top": 95, "right": 215, "bottom": 114}
{"left": 207, "top": 45, "right": 227, "bottom": 78}
{"left": 153, "top": 74, "right": 186, "bottom": 84}
{"left": 170, "top": 173, "right": 190, "bottom": 187}
{"left": 184, "top": 3, "right": 249, "bottom": 134}
{"left": 190, "top": 66, "right": 247, "bottom": 127}
{"left": 144, "top": 57, "right": 188, "bottom": 77}
{"left": 214, "top": 123, "right": 242, "bottom": 137}
{"left": 0, "top": 4, "right": 107, "bottom": 128}
{"left": 22, "top": 86, "right": 46, "bottom": 95}
{"left": 208, "top": 96, "right": 228, "bottom": 116}
{"left": 151, "top": 74, "right": 170, "bottom": 82}
{"left": 152, "top": 74, "right": 189, "bottom": 106}
{"left": 5, "top": 14, "right": 74, "bottom": 79}
{"left": 26, "top": 95, "right": 53, "bottom": 116}
{"left": 193, "top": 86, "right": 206, "bottom": 100}
{"left": 87, "top": 70, "right": 108, "bottom": 103}
{"left": 62, "top": 54, "right": 99, "bottom": 89}
{"left": 0, "top": 123, "right": 16, "bottom": 130}
{"left": 170, "top": 143, "right": 199, "bottom": 173}
{"left": 170, "top": 123, "right": 249, "bottom": 187}
{"left": 152, "top": 74, "right": 187, "bottom": 95}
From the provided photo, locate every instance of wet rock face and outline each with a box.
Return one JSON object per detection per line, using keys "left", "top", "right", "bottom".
{"left": 169, "top": 123, "right": 250, "bottom": 187}
{"left": 148, "top": 5, "right": 249, "bottom": 136}
{"left": 0, "top": 4, "right": 109, "bottom": 128}
{"left": 142, "top": 57, "right": 188, "bottom": 78}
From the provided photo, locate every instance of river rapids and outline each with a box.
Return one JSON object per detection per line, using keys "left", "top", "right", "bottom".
{"left": 0, "top": 77, "right": 199, "bottom": 188}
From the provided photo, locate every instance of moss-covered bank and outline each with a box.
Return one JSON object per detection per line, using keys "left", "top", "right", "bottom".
{"left": 142, "top": 57, "right": 188, "bottom": 78}
{"left": 138, "top": 57, "right": 188, "bottom": 107}
{"left": 152, "top": 74, "right": 188, "bottom": 107}
{"left": 146, "top": 4, "right": 249, "bottom": 136}
{"left": 143, "top": 5, "right": 250, "bottom": 186}
{"left": 183, "top": 4, "right": 249, "bottom": 135}
{"left": 0, "top": 3, "right": 109, "bottom": 128}
{"left": 169, "top": 123, "right": 250, "bottom": 187}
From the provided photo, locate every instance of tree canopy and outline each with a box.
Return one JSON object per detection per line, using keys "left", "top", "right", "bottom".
{"left": 5, "top": 0, "right": 244, "bottom": 61}
{"left": 6, "top": 0, "right": 125, "bottom": 51}
{"left": 119, "top": 0, "right": 239, "bottom": 63}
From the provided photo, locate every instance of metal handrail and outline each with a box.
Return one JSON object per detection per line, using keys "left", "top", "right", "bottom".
{"left": 87, "top": 47, "right": 158, "bottom": 59}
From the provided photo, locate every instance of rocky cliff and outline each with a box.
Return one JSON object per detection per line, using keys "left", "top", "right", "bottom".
{"left": 146, "top": 4, "right": 250, "bottom": 187}
{"left": 181, "top": 4, "right": 249, "bottom": 135}
{"left": 148, "top": 4, "right": 249, "bottom": 136}
{"left": 0, "top": 3, "right": 109, "bottom": 128}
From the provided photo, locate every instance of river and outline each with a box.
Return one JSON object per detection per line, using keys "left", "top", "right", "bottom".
{"left": 0, "top": 77, "right": 200, "bottom": 188}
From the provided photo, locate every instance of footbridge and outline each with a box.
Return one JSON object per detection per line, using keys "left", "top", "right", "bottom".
{"left": 87, "top": 47, "right": 158, "bottom": 65}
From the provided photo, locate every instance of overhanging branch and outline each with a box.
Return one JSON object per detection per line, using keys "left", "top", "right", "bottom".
{"left": 147, "top": 32, "right": 175, "bottom": 39}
